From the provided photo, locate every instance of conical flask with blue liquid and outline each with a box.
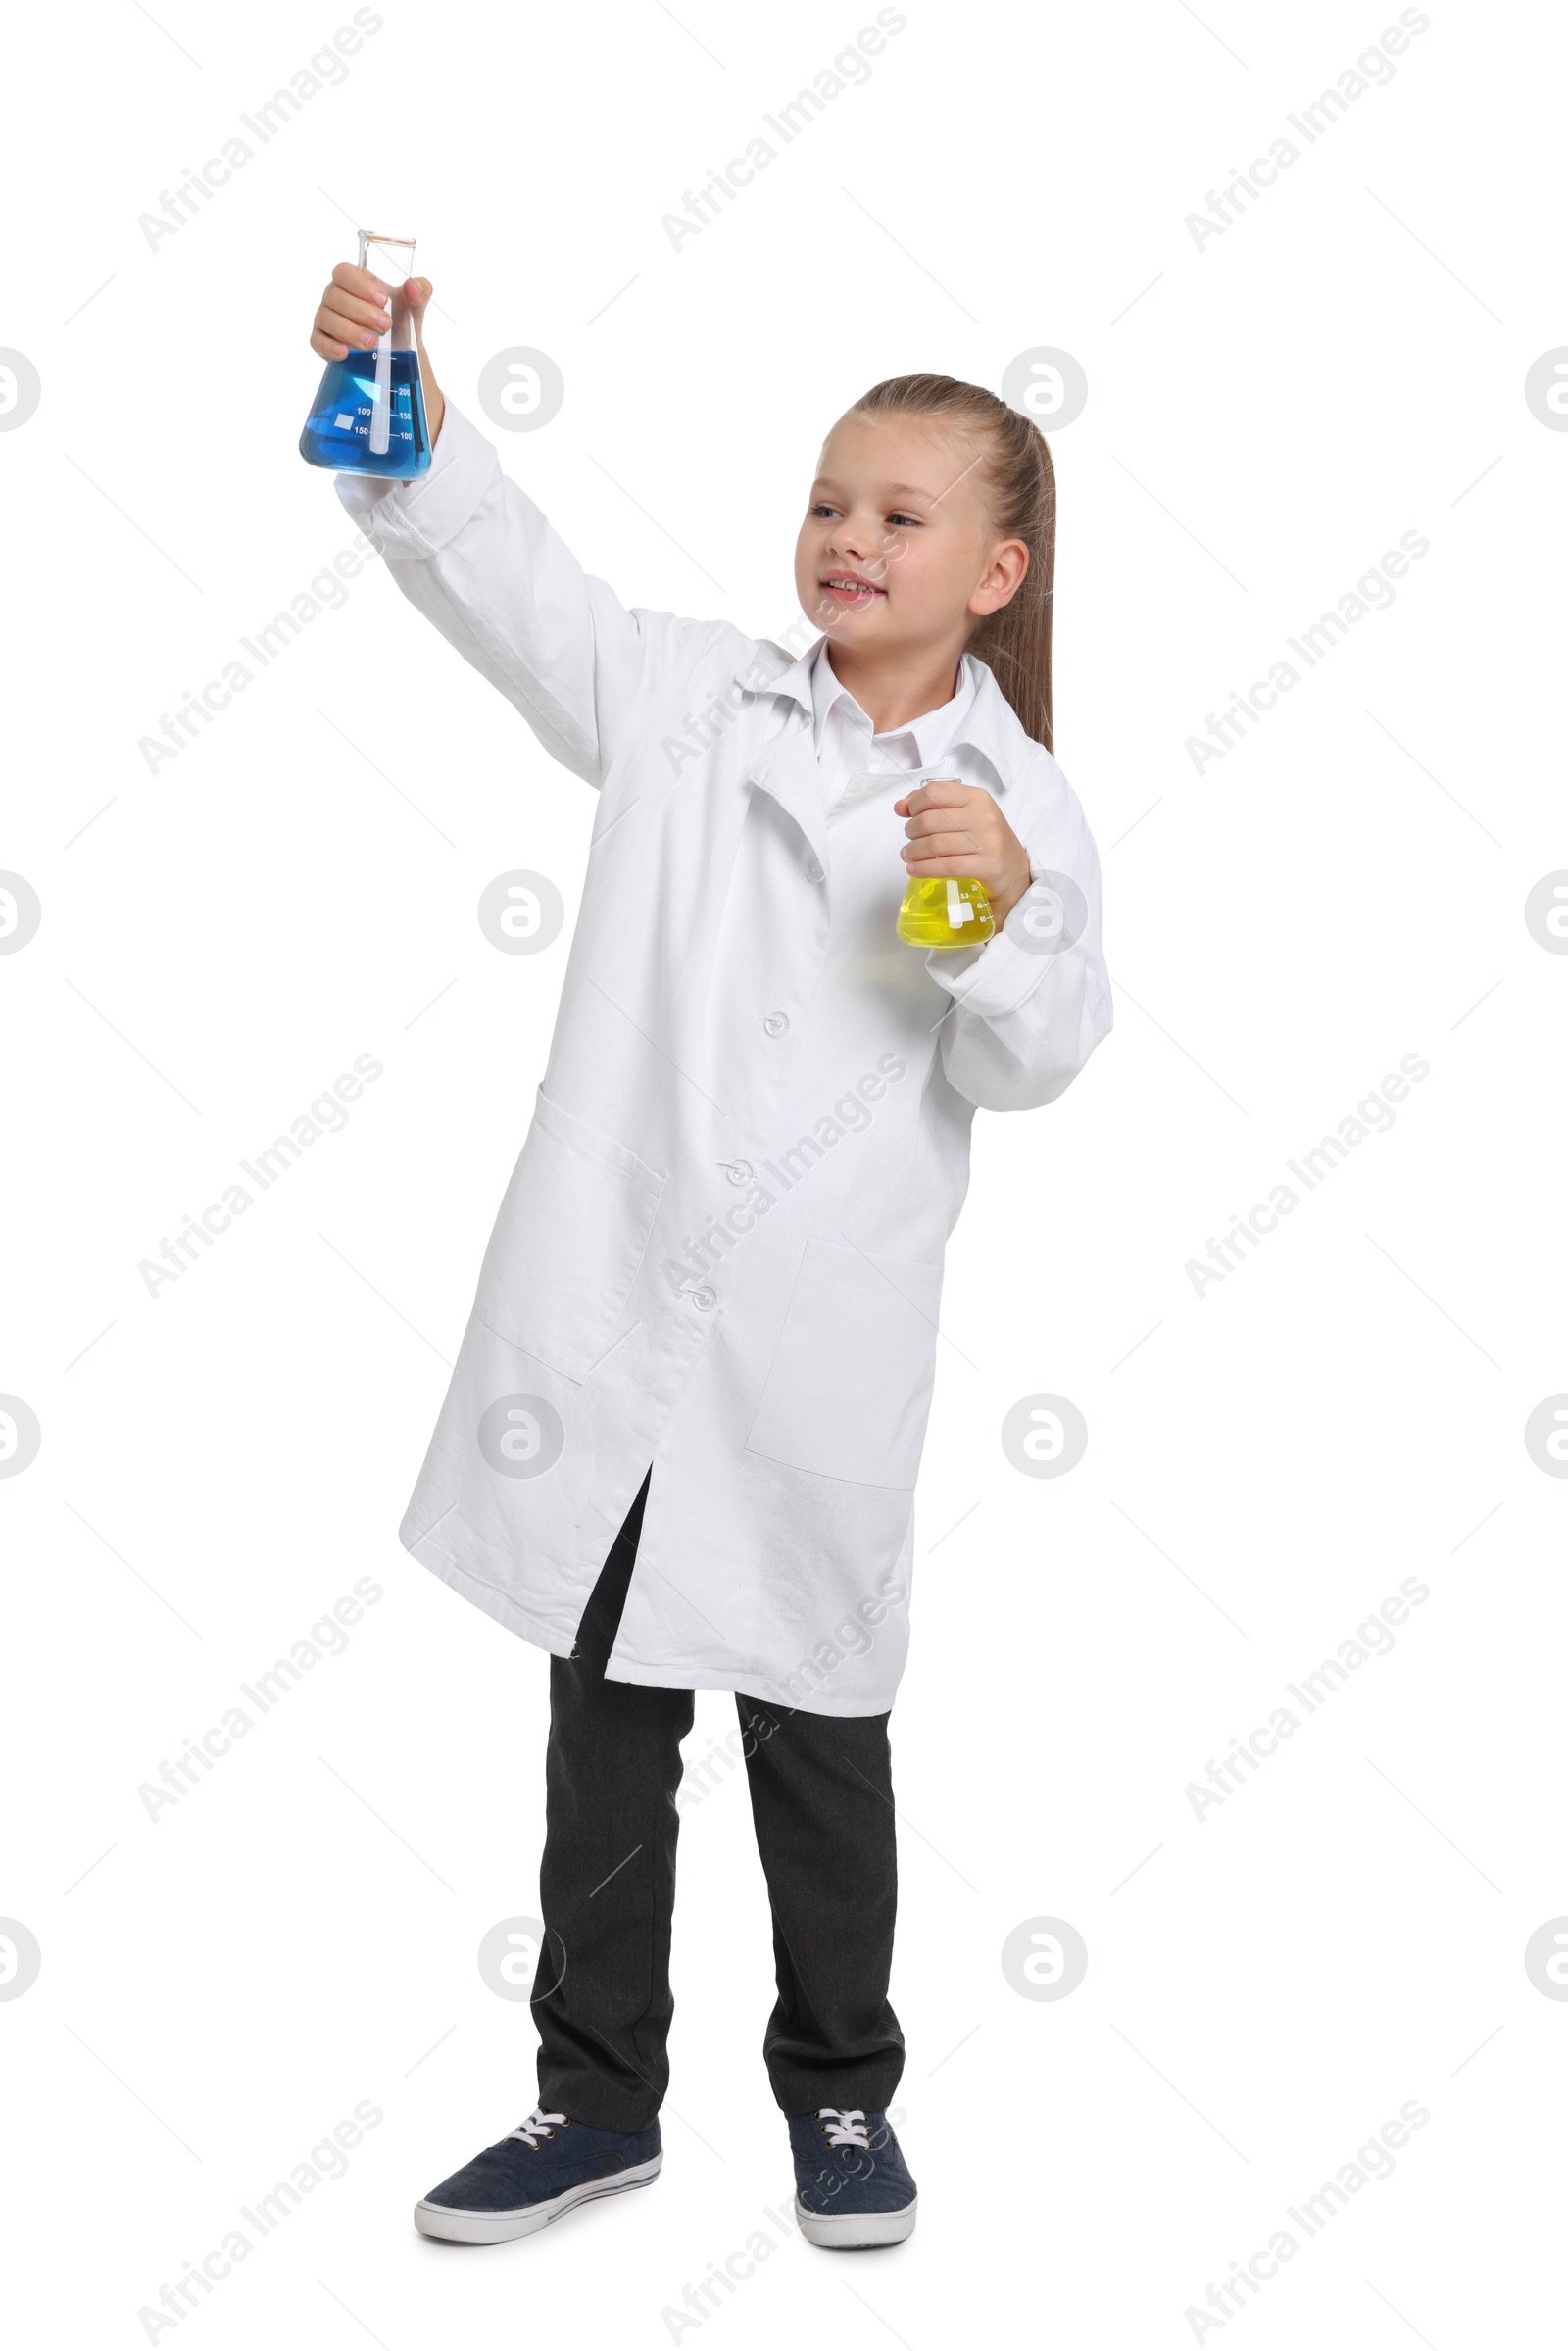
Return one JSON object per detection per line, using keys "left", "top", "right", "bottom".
{"left": 299, "top": 231, "right": 431, "bottom": 479}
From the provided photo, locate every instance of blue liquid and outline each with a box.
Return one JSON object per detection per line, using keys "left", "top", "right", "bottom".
{"left": 299, "top": 346, "right": 430, "bottom": 478}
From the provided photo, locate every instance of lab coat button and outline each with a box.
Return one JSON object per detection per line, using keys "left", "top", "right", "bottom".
{"left": 721, "top": 1159, "right": 754, "bottom": 1186}
{"left": 762, "top": 1010, "right": 789, "bottom": 1037}
{"left": 691, "top": 1285, "right": 717, "bottom": 1311}
{"left": 806, "top": 857, "right": 824, "bottom": 883}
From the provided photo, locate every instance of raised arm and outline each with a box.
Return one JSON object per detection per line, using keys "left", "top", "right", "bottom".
{"left": 308, "top": 260, "right": 740, "bottom": 789}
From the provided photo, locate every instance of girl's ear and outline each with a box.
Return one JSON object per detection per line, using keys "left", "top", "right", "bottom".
{"left": 970, "top": 538, "right": 1029, "bottom": 617}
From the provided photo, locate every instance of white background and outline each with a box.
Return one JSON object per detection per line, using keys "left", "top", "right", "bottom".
{"left": 4, "top": 0, "right": 1565, "bottom": 2343}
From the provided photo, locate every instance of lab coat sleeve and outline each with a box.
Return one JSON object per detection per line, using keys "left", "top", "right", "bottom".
{"left": 924, "top": 757, "right": 1113, "bottom": 1112}
{"left": 333, "top": 401, "right": 734, "bottom": 789}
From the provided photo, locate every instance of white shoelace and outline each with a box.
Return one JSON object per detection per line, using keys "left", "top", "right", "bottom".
{"left": 817, "top": 2107, "right": 871, "bottom": 2149}
{"left": 505, "top": 2108, "right": 566, "bottom": 2149}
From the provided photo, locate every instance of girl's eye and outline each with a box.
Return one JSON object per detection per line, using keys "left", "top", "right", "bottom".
{"left": 810, "top": 503, "right": 840, "bottom": 519}
{"left": 888, "top": 513, "right": 920, "bottom": 528}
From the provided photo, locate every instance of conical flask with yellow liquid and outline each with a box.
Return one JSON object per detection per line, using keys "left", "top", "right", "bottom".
{"left": 896, "top": 873, "right": 995, "bottom": 947}
{"left": 893, "top": 767, "right": 996, "bottom": 948}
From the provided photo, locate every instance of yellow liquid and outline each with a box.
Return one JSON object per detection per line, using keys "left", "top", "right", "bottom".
{"left": 896, "top": 876, "right": 996, "bottom": 948}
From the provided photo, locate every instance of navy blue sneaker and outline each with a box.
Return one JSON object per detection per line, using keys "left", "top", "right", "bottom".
{"left": 414, "top": 2107, "right": 662, "bottom": 2244}
{"left": 788, "top": 2107, "right": 917, "bottom": 2248}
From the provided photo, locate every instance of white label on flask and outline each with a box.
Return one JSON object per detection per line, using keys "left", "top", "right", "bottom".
{"left": 946, "top": 879, "right": 974, "bottom": 925}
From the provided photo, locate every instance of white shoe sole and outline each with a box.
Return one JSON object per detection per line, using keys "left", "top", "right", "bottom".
{"left": 415, "top": 2153, "right": 662, "bottom": 2244}
{"left": 795, "top": 2193, "right": 917, "bottom": 2249}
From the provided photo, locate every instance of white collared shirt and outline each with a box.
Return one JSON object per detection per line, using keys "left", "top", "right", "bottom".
{"left": 806, "top": 638, "right": 993, "bottom": 981}
{"left": 808, "top": 639, "right": 981, "bottom": 809}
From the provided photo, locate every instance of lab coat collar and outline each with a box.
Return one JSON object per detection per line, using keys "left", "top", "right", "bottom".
{"left": 742, "top": 689, "right": 831, "bottom": 867}
{"left": 737, "top": 635, "right": 1034, "bottom": 803}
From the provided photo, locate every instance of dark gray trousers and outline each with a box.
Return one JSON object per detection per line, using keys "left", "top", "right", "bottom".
{"left": 530, "top": 1472, "right": 904, "bottom": 2129}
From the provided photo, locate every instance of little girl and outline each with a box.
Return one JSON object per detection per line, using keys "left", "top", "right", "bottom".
{"left": 310, "top": 260, "right": 1111, "bottom": 2251}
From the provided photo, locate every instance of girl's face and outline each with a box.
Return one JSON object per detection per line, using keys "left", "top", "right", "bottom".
{"left": 793, "top": 412, "right": 1027, "bottom": 658}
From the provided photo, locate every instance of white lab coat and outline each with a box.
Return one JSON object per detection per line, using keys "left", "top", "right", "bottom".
{"left": 336, "top": 403, "right": 1112, "bottom": 1716}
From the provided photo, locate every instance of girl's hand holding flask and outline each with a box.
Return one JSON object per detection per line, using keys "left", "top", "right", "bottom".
{"left": 301, "top": 234, "right": 445, "bottom": 475}
{"left": 893, "top": 775, "right": 1032, "bottom": 947}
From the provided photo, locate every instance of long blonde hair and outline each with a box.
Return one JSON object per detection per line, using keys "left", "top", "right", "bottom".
{"left": 849, "top": 373, "right": 1056, "bottom": 753}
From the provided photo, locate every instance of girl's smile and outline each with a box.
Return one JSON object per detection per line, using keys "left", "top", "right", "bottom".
{"left": 818, "top": 569, "right": 887, "bottom": 605}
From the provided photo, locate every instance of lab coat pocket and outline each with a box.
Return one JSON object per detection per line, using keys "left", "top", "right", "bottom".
{"left": 745, "top": 1236, "right": 944, "bottom": 1490}
{"left": 473, "top": 1089, "right": 666, "bottom": 1383}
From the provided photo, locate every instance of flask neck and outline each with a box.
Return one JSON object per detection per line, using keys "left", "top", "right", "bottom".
{"left": 359, "top": 231, "right": 418, "bottom": 350}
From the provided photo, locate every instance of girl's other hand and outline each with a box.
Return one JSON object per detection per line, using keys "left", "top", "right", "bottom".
{"left": 894, "top": 777, "right": 1032, "bottom": 927}
{"left": 309, "top": 263, "right": 446, "bottom": 446}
